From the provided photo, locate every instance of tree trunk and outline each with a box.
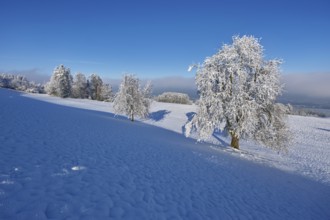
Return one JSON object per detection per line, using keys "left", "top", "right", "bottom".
{"left": 230, "top": 133, "right": 239, "bottom": 149}
{"left": 130, "top": 106, "right": 134, "bottom": 122}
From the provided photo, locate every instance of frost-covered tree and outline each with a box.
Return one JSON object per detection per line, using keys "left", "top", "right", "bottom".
{"left": 0, "top": 74, "right": 9, "bottom": 88}
{"left": 142, "top": 80, "right": 152, "bottom": 113}
{"left": 11, "top": 75, "right": 29, "bottom": 91}
{"left": 100, "top": 83, "right": 113, "bottom": 102}
{"left": 113, "top": 74, "right": 152, "bottom": 121}
{"left": 46, "top": 65, "right": 72, "bottom": 98}
{"left": 185, "top": 35, "right": 289, "bottom": 151}
{"left": 88, "top": 74, "right": 103, "bottom": 100}
{"left": 72, "top": 73, "right": 88, "bottom": 98}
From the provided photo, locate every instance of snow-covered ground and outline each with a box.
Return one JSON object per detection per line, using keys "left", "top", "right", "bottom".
{"left": 23, "top": 91, "right": 330, "bottom": 185}
{"left": 1, "top": 89, "right": 329, "bottom": 219}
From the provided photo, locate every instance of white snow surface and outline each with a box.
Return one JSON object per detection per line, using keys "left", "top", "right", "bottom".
{"left": 0, "top": 89, "right": 329, "bottom": 219}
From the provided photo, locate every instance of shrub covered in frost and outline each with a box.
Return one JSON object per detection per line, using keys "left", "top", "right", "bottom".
{"left": 156, "top": 92, "right": 192, "bottom": 104}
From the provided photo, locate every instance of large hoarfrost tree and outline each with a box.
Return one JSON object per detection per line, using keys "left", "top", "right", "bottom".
{"left": 186, "top": 35, "right": 289, "bottom": 151}
{"left": 113, "top": 74, "right": 152, "bottom": 121}
{"left": 46, "top": 65, "right": 73, "bottom": 98}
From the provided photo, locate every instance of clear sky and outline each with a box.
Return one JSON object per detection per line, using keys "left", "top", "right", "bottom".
{"left": 1, "top": 0, "right": 329, "bottom": 79}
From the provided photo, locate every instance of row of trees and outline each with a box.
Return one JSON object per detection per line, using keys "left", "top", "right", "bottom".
{"left": 0, "top": 74, "right": 44, "bottom": 93}
{"left": 45, "top": 66, "right": 152, "bottom": 122}
{"left": 45, "top": 65, "right": 112, "bottom": 101}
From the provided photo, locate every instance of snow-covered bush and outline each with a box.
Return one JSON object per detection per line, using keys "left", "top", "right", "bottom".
{"left": 113, "top": 74, "right": 152, "bottom": 121}
{"left": 45, "top": 65, "right": 73, "bottom": 98}
{"left": 186, "top": 35, "right": 290, "bottom": 151}
{"left": 156, "top": 92, "right": 192, "bottom": 104}
{"left": 25, "top": 82, "right": 45, "bottom": 93}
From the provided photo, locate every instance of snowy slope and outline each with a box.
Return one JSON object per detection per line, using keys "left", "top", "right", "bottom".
{"left": 1, "top": 89, "right": 329, "bottom": 219}
{"left": 25, "top": 92, "right": 330, "bottom": 185}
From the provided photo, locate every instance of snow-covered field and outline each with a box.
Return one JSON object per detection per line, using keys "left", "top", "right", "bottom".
{"left": 1, "top": 88, "right": 329, "bottom": 219}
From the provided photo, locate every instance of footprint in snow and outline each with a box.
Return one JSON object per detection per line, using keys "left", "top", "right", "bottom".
{"left": 71, "top": 166, "right": 86, "bottom": 171}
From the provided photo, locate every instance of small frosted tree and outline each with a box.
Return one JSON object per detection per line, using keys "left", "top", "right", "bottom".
{"left": 72, "top": 73, "right": 88, "bottom": 98}
{"left": 142, "top": 80, "right": 152, "bottom": 113}
{"left": 46, "top": 65, "right": 72, "bottom": 98}
{"left": 100, "top": 83, "right": 113, "bottom": 101}
{"left": 89, "top": 74, "right": 103, "bottom": 100}
{"left": 186, "top": 35, "right": 289, "bottom": 151}
{"left": 113, "top": 74, "right": 151, "bottom": 121}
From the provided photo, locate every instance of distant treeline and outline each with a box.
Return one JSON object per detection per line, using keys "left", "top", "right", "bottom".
{"left": 0, "top": 73, "right": 44, "bottom": 93}
{"left": 44, "top": 65, "right": 112, "bottom": 101}
{"left": 289, "top": 105, "right": 328, "bottom": 118}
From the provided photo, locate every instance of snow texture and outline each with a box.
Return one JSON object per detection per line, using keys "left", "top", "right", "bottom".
{"left": 1, "top": 89, "right": 329, "bottom": 219}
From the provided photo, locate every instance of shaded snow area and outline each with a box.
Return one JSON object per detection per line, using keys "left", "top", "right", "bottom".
{"left": 0, "top": 89, "right": 329, "bottom": 219}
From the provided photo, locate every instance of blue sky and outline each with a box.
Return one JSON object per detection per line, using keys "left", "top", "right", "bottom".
{"left": 1, "top": 0, "right": 329, "bottom": 79}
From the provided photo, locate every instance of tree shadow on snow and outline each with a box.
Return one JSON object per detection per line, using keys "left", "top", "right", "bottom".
{"left": 186, "top": 112, "right": 196, "bottom": 122}
{"left": 149, "top": 110, "right": 171, "bottom": 122}
{"left": 212, "top": 130, "right": 229, "bottom": 148}
{"left": 180, "top": 111, "right": 230, "bottom": 148}
{"left": 181, "top": 112, "right": 196, "bottom": 134}
{"left": 316, "top": 127, "right": 330, "bottom": 132}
